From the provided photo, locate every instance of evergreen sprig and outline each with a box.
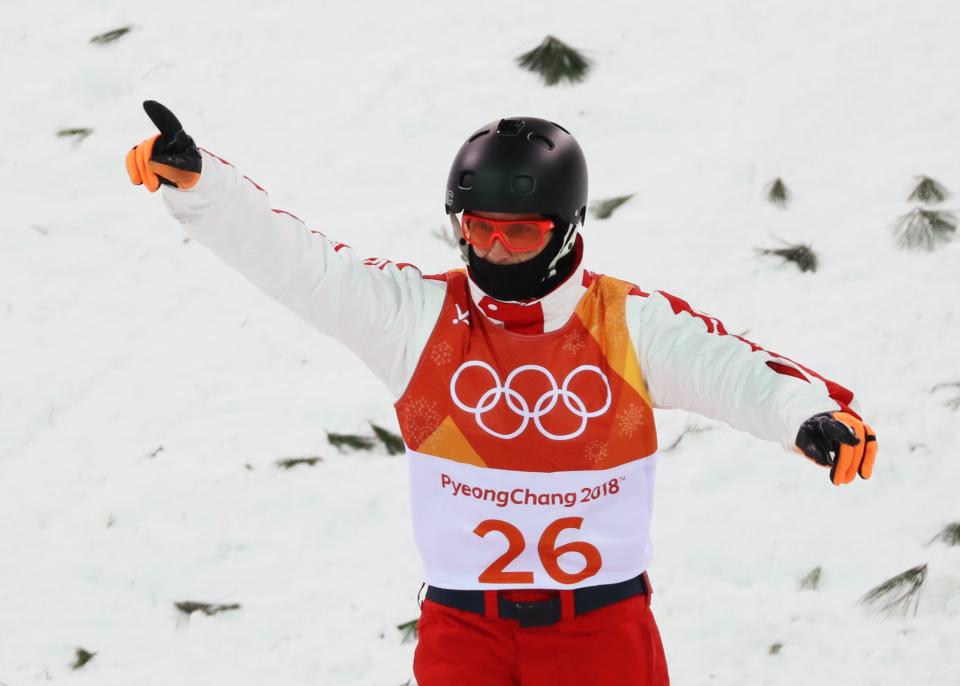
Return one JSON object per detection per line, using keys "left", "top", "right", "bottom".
{"left": 767, "top": 178, "right": 790, "bottom": 208}
{"left": 861, "top": 563, "right": 927, "bottom": 617}
{"left": 327, "top": 432, "right": 376, "bottom": 452}
{"left": 757, "top": 242, "right": 818, "bottom": 273}
{"left": 397, "top": 618, "right": 418, "bottom": 644}
{"left": 57, "top": 128, "right": 93, "bottom": 142}
{"left": 591, "top": 194, "right": 634, "bottom": 220}
{"left": 70, "top": 648, "right": 96, "bottom": 670}
{"left": 371, "top": 424, "right": 405, "bottom": 455}
{"left": 908, "top": 176, "right": 948, "bottom": 204}
{"left": 174, "top": 601, "right": 241, "bottom": 617}
{"left": 90, "top": 27, "right": 132, "bottom": 45}
{"left": 895, "top": 208, "right": 957, "bottom": 251}
{"left": 799, "top": 566, "right": 822, "bottom": 591}
{"left": 930, "top": 522, "right": 960, "bottom": 547}
{"left": 274, "top": 456, "right": 323, "bottom": 469}
{"left": 516, "top": 35, "right": 591, "bottom": 86}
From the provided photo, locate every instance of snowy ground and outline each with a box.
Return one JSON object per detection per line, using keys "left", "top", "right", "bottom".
{"left": 2, "top": 1, "right": 959, "bottom": 684}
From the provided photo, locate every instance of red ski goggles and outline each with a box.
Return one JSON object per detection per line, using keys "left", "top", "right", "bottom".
{"left": 460, "top": 212, "right": 554, "bottom": 252}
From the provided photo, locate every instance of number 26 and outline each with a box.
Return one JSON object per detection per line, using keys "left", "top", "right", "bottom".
{"left": 473, "top": 517, "right": 603, "bottom": 585}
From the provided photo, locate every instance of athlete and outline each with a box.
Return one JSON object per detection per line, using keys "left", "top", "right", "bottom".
{"left": 127, "top": 101, "right": 878, "bottom": 686}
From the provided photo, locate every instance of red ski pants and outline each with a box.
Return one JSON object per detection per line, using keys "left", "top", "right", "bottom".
{"left": 413, "top": 591, "right": 670, "bottom": 686}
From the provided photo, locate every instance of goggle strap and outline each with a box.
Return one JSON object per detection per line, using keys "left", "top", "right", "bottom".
{"left": 545, "top": 221, "right": 578, "bottom": 278}
{"left": 451, "top": 213, "right": 469, "bottom": 264}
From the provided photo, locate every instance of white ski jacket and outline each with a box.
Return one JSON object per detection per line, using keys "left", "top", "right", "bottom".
{"left": 162, "top": 150, "right": 855, "bottom": 453}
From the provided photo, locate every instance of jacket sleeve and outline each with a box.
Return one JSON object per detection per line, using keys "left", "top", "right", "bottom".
{"left": 627, "top": 290, "right": 858, "bottom": 452}
{"left": 160, "top": 149, "right": 445, "bottom": 398}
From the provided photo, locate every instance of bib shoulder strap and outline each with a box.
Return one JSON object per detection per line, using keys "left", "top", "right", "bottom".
{"left": 591, "top": 272, "right": 650, "bottom": 299}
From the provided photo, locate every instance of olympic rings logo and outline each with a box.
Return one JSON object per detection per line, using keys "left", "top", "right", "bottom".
{"left": 449, "top": 361, "right": 612, "bottom": 441}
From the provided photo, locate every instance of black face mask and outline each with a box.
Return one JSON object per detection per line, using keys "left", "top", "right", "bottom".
{"left": 467, "top": 226, "right": 577, "bottom": 302}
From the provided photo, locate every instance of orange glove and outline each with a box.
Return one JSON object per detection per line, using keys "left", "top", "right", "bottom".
{"left": 125, "top": 100, "right": 201, "bottom": 192}
{"left": 795, "top": 411, "right": 878, "bottom": 486}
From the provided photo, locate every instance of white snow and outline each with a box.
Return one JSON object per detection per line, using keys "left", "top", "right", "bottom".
{"left": 2, "top": 1, "right": 959, "bottom": 684}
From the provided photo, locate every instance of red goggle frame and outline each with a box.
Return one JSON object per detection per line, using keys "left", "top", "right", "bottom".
{"left": 460, "top": 212, "right": 554, "bottom": 252}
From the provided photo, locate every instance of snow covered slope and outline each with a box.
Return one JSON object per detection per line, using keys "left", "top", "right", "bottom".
{"left": 2, "top": 1, "right": 958, "bottom": 684}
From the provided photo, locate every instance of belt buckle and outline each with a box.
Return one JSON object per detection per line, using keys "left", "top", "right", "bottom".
{"left": 498, "top": 597, "right": 562, "bottom": 628}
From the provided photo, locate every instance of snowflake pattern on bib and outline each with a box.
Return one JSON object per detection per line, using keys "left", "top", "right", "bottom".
{"left": 395, "top": 271, "right": 657, "bottom": 472}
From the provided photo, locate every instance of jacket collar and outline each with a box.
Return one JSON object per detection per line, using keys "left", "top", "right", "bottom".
{"left": 467, "top": 237, "right": 587, "bottom": 335}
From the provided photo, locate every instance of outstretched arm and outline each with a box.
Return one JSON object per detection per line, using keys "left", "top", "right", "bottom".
{"left": 126, "top": 101, "right": 444, "bottom": 398}
{"left": 627, "top": 290, "right": 877, "bottom": 484}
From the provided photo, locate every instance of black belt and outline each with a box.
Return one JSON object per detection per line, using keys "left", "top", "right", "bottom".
{"left": 424, "top": 573, "right": 649, "bottom": 628}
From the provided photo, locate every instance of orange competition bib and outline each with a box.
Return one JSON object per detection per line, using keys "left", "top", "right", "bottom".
{"left": 395, "top": 271, "right": 659, "bottom": 589}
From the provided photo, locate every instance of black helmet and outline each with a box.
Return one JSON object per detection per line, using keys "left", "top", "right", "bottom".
{"left": 445, "top": 118, "right": 588, "bottom": 228}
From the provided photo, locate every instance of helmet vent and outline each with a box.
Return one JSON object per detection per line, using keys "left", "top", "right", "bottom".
{"left": 511, "top": 175, "right": 535, "bottom": 194}
{"left": 458, "top": 171, "right": 475, "bottom": 189}
{"left": 527, "top": 132, "right": 555, "bottom": 151}
{"left": 468, "top": 129, "right": 490, "bottom": 143}
{"left": 496, "top": 119, "right": 525, "bottom": 136}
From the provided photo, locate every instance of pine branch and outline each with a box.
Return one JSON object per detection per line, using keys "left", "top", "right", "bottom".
{"left": 174, "top": 601, "right": 242, "bottom": 617}
{"left": 516, "top": 35, "right": 591, "bottom": 86}
{"left": 70, "top": 647, "right": 96, "bottom": 670}
{"left": 57, "top": 128, "right": 93, "bottom": 142}
{"left": 590, "top": 194, "right": 634, "bottom": 220}
{"left": 756, "top": 243, "right": 818, "bottom": 273}
{"left": 908, "top": 176, "right": 948, "bottom": 204}
{"left": 766, "top": 178, "right": 790, "bottom": 208}
{"left": 371, "top": 424, "right": 405, "bottom": 455}
{"left": 894, "top": 208, "right": 957, "bottom": 251}
{"left": 90, "top": 26, "right": 132, "bottom": 45}
{"left": 861, "top": 563, "right": 927, "bottom": 617}
{"left": 327, "top": 432, "right": 376, "bottom": 452}
{"left": 930, "top": 522, "right": 960, "bottom": 547}
{"left": 274, "top": 456, "right": 323, "bottom": 469}
{"left": 397, "top": 618, "right": 419, "bottom": 644}
{"left": 799, "top": 566, "right": 821, "bottom": 591}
